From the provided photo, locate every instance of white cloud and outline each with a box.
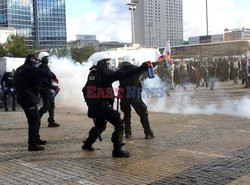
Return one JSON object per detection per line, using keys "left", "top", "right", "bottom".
{"left": 183, "top": 0, "right": 250, "bottom": 40}
{"left": 67, "top": 0, "right": 250, "bottom": 42}
{"left": 66, "top": 0, "right": 131, "bottom": 42}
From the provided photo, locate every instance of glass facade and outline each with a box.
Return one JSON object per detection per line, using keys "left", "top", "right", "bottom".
{"left": 0, "top": 0, "right": 67, "bottom": 49}
{"left": 35, "top": 0, "right": 67, "bottom": 48}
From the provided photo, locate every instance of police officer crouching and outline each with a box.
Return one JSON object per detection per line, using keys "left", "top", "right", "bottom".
{"left": 14, "top": 54, "right": 52, "bottom": 151}
{"left": 37, "top": 52, "right": 60, "bottom": 127}
{"left": 82, "top": 52, "right": 148, "bottom": 157}
{"left": 117, "top": 55, "right": 154, "bottom": 139}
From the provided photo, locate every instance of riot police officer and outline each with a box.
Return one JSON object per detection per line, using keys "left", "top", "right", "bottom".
{"left": 1, "top": 69, "right": 16, "bottom": 111}
{"left": 14, "top": 54, "right": 52, "bottom": 151}
{"left": 117, "top": 55, "right": 154, "bottom": 139}
{"left": 82, "top": 52, "right": 148, "bottom": 158}
{"left": 38, "top": 52, "right": 60, "bottom": 127}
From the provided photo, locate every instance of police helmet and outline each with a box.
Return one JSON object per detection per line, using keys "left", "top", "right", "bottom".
{"left": 122, "top": 55, "right": 135, "bottom": 64}
{"left": 38, "top": 52, "right": 50, "bottom": 61}
{"left": 88, "top": 52, "right": 111, "bottom": 66}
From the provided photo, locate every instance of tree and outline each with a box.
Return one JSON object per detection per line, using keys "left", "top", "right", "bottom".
{"left": 0, "top": 44, "right": 7, "bottom": 57}
{"left": 70, "top": 45, "right": 96, "bottom": 63}
{"left": 5, "top": 34, "right": 29, "bottom": 57}
{"left": 51, "top": 47, "right": 71, "bottom": 58}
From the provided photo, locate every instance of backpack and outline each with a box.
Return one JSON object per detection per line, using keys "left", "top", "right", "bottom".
{"left": 82, "top": 69, "right": 115, "bottom": 107}
{"left": 13, "top": 66, "right": 24, "bottom": 91}
{"left": 82, "top": 70, "right": 103, "bottom": 106}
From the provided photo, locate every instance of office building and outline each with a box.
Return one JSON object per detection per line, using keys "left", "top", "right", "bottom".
{"left": 0, "top": 0, "right": 67, "bottom": 49}
{"left": 75, "top": 35, "right": 99, "bottom": 50}
{"left": 224, "top": 28, "right": 250, "bottom": 41}
{"left": 189, "top": 34, "right": 224, "bottom": 45}
{"left": 133, "top": 0, "right": 183, "bottom": 47}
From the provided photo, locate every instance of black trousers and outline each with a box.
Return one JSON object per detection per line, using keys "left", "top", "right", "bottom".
{"left": 85, "top": 104, "right": 124, "bottom": 149}
{"left": 3, "top": 88, "right": 16, "bottom": 111}
{"left": 120, "top": 98, "right": 153, "bottom": 136}
{"left": 39, "top": 90, "right": 55, "bottom": 123}
{"left": 21, "top": 104, "right": 41, "bottom": 145}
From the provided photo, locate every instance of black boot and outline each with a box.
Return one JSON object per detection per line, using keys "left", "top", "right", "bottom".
{"left": 38, "top": 139, "right": 47, "bottom": 145}
{"left": 48, "top": 109, "right": 59, "bottom": 127}
{"left": 28, "top": 145, "right": 44, "bottom": 151}
{"left": 82, "top": 141, "right": 95, "bottom": 151}
{"left": 112, "top": 145, "right": 130, "bottom": 158}
{"left": 48, "top": 121, "right": 60, "bottom": 127}
{"left": 145, "top": 133, "right": 155, "bottom": 139}
{"left": 112, "top": 123, "right": 130, "bottom": 157}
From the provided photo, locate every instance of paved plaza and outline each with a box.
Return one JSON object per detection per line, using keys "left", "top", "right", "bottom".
{"left": 1, "top": 81, "right": 250, "bottom": 185}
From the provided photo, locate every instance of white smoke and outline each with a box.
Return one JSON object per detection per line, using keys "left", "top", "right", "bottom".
{"left": 143, "top": 75, "right": 250, "bottom": 118}
{"left": 47, "top": 57, "right": 250, "bottom": 119}
{"left": 49, "top": 56, "right": 91, "bottom": 111}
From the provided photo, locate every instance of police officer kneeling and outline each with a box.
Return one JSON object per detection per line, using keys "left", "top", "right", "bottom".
{"left": 82, "top": 53, "right": 148, "bottom": 157}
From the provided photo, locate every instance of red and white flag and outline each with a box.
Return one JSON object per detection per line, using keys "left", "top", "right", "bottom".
{"left": 163, "top": 40, "right": 172, "bottom": 64}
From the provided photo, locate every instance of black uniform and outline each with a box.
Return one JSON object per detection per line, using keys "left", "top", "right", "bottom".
{"left": 82, "top": 60, "right": 147, "bottom": 157}
{"left": 38, "top": 62, "right": 59, "bottom": 127}
{"left": 1, "top": 71, "right": 16, "bottom": 111}
{"left": 14, "top": 55, "right": 51, "bottom": 150}
{"left": 117, "top": 62, "right": 154, "bottom": 139}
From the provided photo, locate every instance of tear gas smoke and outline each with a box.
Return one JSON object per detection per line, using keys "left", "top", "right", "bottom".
{"left": 49, "top": 57, "right": 250, "bottom": 118}
{"left": 143, "top": 75, "right": 250, "bottom": 118}
{"left": 49, "top": 56, "right": 91, "bottom": 111}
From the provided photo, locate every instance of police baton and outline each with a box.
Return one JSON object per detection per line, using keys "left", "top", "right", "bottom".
{"left": 116, "top": 96, "right": 120, "bottom": 112}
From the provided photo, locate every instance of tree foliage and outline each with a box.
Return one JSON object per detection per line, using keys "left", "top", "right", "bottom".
{"left": 0, "top": 44, "right": 7, "bottom": 57}
{"left": 50, "top": 47, "right": 71, "bottom": 58}
{"left": 70, "top": 45, "right": 96, "bottom": 63}
{"left": 5, "top": 34, "right": 29, "bottom": 57}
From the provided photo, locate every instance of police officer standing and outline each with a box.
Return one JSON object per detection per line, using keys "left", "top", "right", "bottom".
{"left": 82, "top": 52, "right": 148, "bottom": 158}
{"left": 14, "top": 54, "right": 52, "bottom": 151}
{"left": 38, "top": 52, "right": 60, "bottom": 127}
{"left": 117, "top": 55, "right": 154, "bottom": 139}
{"left": 1, "top": 69, "right": 16, "bottom": 111}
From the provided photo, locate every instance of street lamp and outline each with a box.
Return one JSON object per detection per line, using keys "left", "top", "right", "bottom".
{"left": 126, "top": 0, "right": 138, "bottom": 44}
{"left": 206, "top": 0, "right": 208, "bottom": 35}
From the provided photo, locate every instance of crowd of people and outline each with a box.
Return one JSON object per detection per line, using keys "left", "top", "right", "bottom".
{"left": 156, "top": 55, "right": 250, "bottom": 91}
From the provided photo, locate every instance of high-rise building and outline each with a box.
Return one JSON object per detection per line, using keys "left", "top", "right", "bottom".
{"left": 0, "top": 0, "right": 67, "bottom": 49}
{"left": 133, "top": 0, "right": 183, "bottom": 47}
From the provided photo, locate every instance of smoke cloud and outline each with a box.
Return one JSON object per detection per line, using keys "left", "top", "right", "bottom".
{"left": 49, "top": 57, "right": 250, "bottom": 118}
{"left": 49, "top": 56, "right": 91, "bottom": 111}
{"left": 143, "top": 75, "right": 250, "bottom": 118}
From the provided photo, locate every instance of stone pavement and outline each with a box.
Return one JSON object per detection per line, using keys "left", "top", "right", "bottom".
{"left": 1, "top": 82, "right": 250, "bottom": 185}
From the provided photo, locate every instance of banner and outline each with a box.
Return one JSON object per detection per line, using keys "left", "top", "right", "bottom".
{"left": 163, "top": 40, "right": 172, "bottom": 64}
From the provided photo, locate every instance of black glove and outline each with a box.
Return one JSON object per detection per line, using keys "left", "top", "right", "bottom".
{"left": 140, "top": 62, "right": 149, "bottom": 70}
{"left": 108, "top": 98, "right": 114, "bottom": 108}
{"left": 52, "top": 86, "right": 59, "bottom": 91}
